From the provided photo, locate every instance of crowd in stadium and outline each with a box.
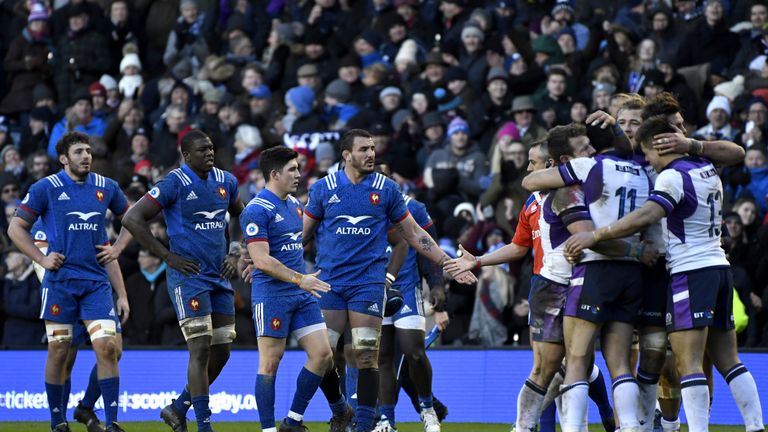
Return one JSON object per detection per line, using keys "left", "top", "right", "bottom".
{"left": 0, "top": 0, "right": 768, "bottom": 349}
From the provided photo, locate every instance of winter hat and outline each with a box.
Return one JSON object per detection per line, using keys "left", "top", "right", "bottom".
{"left": 120, "top": 53, "right": 142, "bottom": 74}
{"left": 203, "top": 88, "right": 224, "bottom": 104}
{"left": 453, "top": 202, "right": 477, "bottom": 222}
{"left": 461, "top": 23, "right": 485, "bottom": 42}
{"left": 339, "top": 53, "right": 361, "bottom": 68}
{"left": 250, "top": 84, "right": 272, "bottom": 99}
{"left": 714, "top": 75, "right": 745, "bottom": 102}
{"left": 551, "top": 0, "right": 574, "bottom": 15}
{"left": 32, "top": 84, "right": 54, "bottom": 104}
{"left": 303, "top": 28, "right": 329, "bottom": 46}
{"left": 99, "top": 74, "right": 117, "bottom": 91}
{"left": 447, "top": 116, "right": 470, "bottom": 136}
{"left": 180, "top": 0, "right": 199, "bottom": 10}
{"left": 73, "top": 89, "right": 91, "bottom": 104}
{"left": 422, "top": 111, "right": 445, "bottom": 129}
{"left": 445, "top": 66, "right": 468, "bottom": 82}
{"left": 235, "top": 125, "right": 263, "bottom": 150}
{"left": 486, "top": 67, "right": 508, "bottom": 85}
{"left": 496, "top": 121, "right": 520, "bottom": 141}
{"left": 29, "top": 107, "right": 53, "bottom": 124}
{"left": 28, "top": 3, "right": 49, "bottom": 23}
{"left": 434, "top": 88, "right": 461, "bottom": 113}
{"left": 133, "top": 159, "right": 153, "bottom": 174}
{"left": 286, "top": 86, "right": 315, "bottom": 115}
{"left": 592, "top": 82, "right": 616, "bottom": 98}
{"left": 132, "top": 127, "right": 150, "bottom": 140}
{"left": 706, "top": 95, "right": 732, "bottom": 117}
{"left": 557, "top": 27, "right": 576, "bottom": 41}
{"left": 379, "top": 86, "right": 403, "bottom": 101}
{"left": 391, "top": 109, "right": 411, "bottom": 131}
{"left": 643, "top": 69, "right": 665, "bottom": 88}
{"left": 88, "top": 82, "right": 106, "bottom": 97}
{"left": 0, "top": 117, "right": 8, "bottom": 133}
{"left": 750, "top": 55, "right": 767, "bottom": 72}
{"left": 395, "top": 40, "right": 419, "bottom": 66}
{"left": 297, "top": 63, "right": 319, "bottom": 78}
{"left": 370, "top": 120, "right": 394, "bottom": 136}
{"left": 325, "top": 79, "right": 352, "bottom": 103}
{"left": 532, "top": 35, "right": 560, "bottom": 56}
{"left": 511, "top": 95, "right": 536, "bottom": 112}
{"left": 315, "top": 142, "right": 335, "bottom": 162}
{"left": 357, "top": 30, "right": 383, "bottom": 50}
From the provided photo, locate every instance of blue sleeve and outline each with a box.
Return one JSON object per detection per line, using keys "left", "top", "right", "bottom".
{"left": 108, "top": 180, "right": 129, "bottom": 216}
{"left": 241, "top": 206, "right": 270, "bottom": 244}
{"left": 146, "top": 176, "right": 179, "bottom": 208}
{"left": 411, "top": 201, "right": 432, "bottom": 229}
{"left": 47, "top": 121, "right": 66, "bottom": 158}
{"left": 305, "top": 181, "right": 324, "bottom": 220}
{"left": 227, "top": 173, "right": 241, "bottom": 206}
{"left": 385, "top": 179, "right": 408, "bottom": 224}
{"left": 17, "top": 181, "right": 48, "bottom": 223}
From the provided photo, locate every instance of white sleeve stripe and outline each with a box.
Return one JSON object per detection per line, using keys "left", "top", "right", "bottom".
{"left": 324, "top": 176, "right": 331, "bottom": 190}
{"left": 253, "top": 198, "right": 275, "bottom": 209}
{"left": 329, "top": 172, "right": 337, "bottom": 189}
{"left": 47, "top": 175, "right": 62, "bottom": 188}
{"left": 172, "top": 169, "right": 191, "bottom": 186}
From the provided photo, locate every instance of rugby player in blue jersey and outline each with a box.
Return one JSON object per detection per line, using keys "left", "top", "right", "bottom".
{"left": 122, "top": 130, "right": 244, "bottom": 432}
{"left": 9, "top": 131, "right": 131, "bottom": 432}
{"left": 302, "top": 129, "right": 476, "bottom": 432}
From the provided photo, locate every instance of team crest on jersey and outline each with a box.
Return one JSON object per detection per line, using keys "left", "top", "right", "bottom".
{"left": 218, "top": 186, "right": 227, "bottom": 199}
{"left": 270, "top": 318, "right": 282, "bottom": 330}
{"left": 246, "top": 223, "right": 258, "bottom": 236}
{"left": 50, "top": 304, "right": 60, "bottom": 316}
{"left": 370, "top": 192, "right": 380, "bottom": 205}
{"left": 96, "top": 190, "right": 104, "bottom": 201}
{"left": 189, "top": 298, "right": 200, "bottom": 311}
{"left": 149, "top": 187, "right": 160, "bottom": 198}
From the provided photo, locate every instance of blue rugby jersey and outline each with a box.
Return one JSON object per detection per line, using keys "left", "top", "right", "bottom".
{"left": 17, "top": 171, "right": 128, "bottom": 282}
{"left": 392, "top": 195, "right": 433, "bottom": 290}
{"left": 145, "top": 165, "right": 240, "bottom": 288}
{"left": 306, "top": 171, "right": 409, "bottom": 287}
{"left": 241, "top": 188, "right": 307, "bottom": 297}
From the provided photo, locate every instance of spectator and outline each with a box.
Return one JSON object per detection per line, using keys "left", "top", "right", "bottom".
{"left": 1, "top": 145, "right": 25, "bottom": 179}
{"left": 20, "top": 151, "right": 52, "bottom": 196}
{"left": 47, "top": 90, "right": 108, "bottom": 157}
{"left": 113, "top": 128, "right": 152, "bottom": 186}
{"left": 694, "top": 95, "right": 738, "bottom": 141}
{"left": 511, "top": 96, "right": 547, "bottom": 146}
{"left": 2, "top": 251, "right": 44, "bottom": 345}
{"left": 19, "top": 108, "right": 53, "bottom": 159}
{"left": 164, "top": 0, "right": 211, "bottom": 71}
{"left": 105, "top": 0, "right": 139, "bottom": 75}
{"left": 150, "top": 103, "right": 186, "bottom": 171}
{"left": 122, "top": 249, "right": 169, "bottom": 345}
{"left": 535, "top": 68, "right": 571, "bottom": 127}
{"left": 104, "top": 99, "right": 146, "bottom": 161}
{"left": 323, "top": 79, "right": 359, "bottom": 131}
{"left": 469, "top": 67, "right": 512, "bottom": 152}
{"left": 416, "top": 111, "right": 446, "bottom": 170}
{"left": 677, "top": 0, "right": 739, "bottom": 80}
{"left": 480, "top": 122, "right": 527, "bottom": 235}
{"left": 232, "top": 124, "right": 263, "bottom": 184}
{"left": 0, "top": 172, "right": 21, "bottom": 206}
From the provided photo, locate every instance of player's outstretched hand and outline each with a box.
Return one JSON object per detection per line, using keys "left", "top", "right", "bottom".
{"left": 586, "top": 110, "right": 615, "bottom": 129}
{"left": 116, "top": 296, "right": 130, "bottom": 325}
{"left": 95, "top": 244, "right": 121, "bottom": 265}
{"left": 434, "top": 311, "right": 450, "bottom": 331}
{"left": 448, "top": 268, "right": 477, "bottom": 285}
{"left": 430, "top": 286, "right": 446, "bottom": 311}
{"left": 564, "top": 231, "right": 597, "bottom": 257}
{"left": 220, "top": 254, "right": 239, "bottom": 279}
{"left": 166, "top": 253, "right": 200, "bottom": 276}
{"left": 241, "top": 264, "right": 254, "bottom": 283}
{"left": 40, "top": 252, "right": 65, "bottom": 271}
{"left": 443, "top": 244, "right": 477, "bottom": 275}
{"left": 299, "top": 270, "right": 331, "bottom": 299}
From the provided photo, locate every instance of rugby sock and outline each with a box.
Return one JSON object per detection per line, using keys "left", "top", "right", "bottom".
{"left": 380, "top": 404, "right": 396, "bottom": 426}
{"left": 661, "top": 416, "right": 680, "bottom": 431}
{"left": 320, "top": 368, "right": 348, "bottom": 415}
{"left": 559, "top": 381, "right": 588, "bottom": 432}
{"left": 542, "top": 366, "right": 565, "bottom": 409}
{"left": 256, "top": 375, "right": 276, "bottom": 430}
{"left": 612, "top": 374, "right": 641, "bottom": 428}
{"left": 191, "top": 395, "right": 213, "bottom": 432}
{"left": 46, "top": 382, "right": 65, "bottom": 429}
{"left": 98, "top": 377, "right": 119, "bottom": 426}
{"left": 356, "top": 368, "right": 379, "bottom": 432}
{"left": 636, "top": 368, "right": 660, "bottom": 430}
{"left": 680, "top": 374, "right": 709, "bottom": 432}
{"left": 80, "top": 364, "right": 100, "bottom": 409}
{"left": 588, "top": 365, "right": 614, "bottom": 422}
{"left": 418, "top": 395, "right": 433, "bottom": 410}
{"left": 516, "top": 379, "right": 547, "bottom": 430}
{"left": 346, "top": 366, "right": 358, "bottom": 412}
{"left": 171, "top": 386, "right": 192, "bottom": 414}
{"left": 62, "top": 378, "right": 71, "bottom": 415}
{"left": 538, "top": 402, "right": 557, "bottom": 432}
{"left": 724, "top": 364, "right": 764, "bottom": 431}
{"left": 286, "top": 368, "right": 322, "bottom": 426}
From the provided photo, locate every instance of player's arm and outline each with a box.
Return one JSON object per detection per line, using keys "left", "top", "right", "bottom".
{"left": 564, "top": 201, "right": 666, "bottom": 257}
{"left": 395, "top": 214, "right": 477, "bottom": 284}
{"left": 8, "top": 217, "right": 64, "bottom": 270}
{"left": 586, "top": 110, "right": 633, "bottom": 156}
{"left": 445, "top": 242, "right": 529, "bottom": 275}
{"left": 302, "top": 213, "right": 319, "bottom": 245}
{"left": 122, "top": 197, "right": 200, "bottom": 275}
{"left": 96, "top": 186, "right": 135, "bottom": 265}
{"left": 386, "top": 228, "right": 409, "bottom": 288}
{"left": 246, "top": 240, "right": 330, "bottom": 298}
{"left": 417, "top": 222, "right": 447, "bottom": 311}
{"left": 106, "top": 259, "right": 130, "bottom": 324}
{"left": 564, "top": 220, "right": 656, "bottom": 265}
{"left": 652, "top": 133, "right": 745, "bottom": 166}
{"left": 521, "top": 167, "right": 566, "bottom": 191}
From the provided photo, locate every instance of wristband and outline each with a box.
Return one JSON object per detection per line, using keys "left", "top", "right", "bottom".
{"left": 625, "top": 242, "right": 634, "bottom": 257}
{"left": 291, "top": 272, "right": 304, "bottom": 285}
{"left": 689, "top": 139, "right": 703, "bottom": 155}
{"left": 386, "top": 272, "right": 396, "bottom": 285}
{"left": 475, "top": 256, "right": 482, "bottom": 270}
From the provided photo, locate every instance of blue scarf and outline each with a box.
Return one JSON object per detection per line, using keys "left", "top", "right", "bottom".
{"left": 141, "top": 262, "right": 166, "bottom": 284}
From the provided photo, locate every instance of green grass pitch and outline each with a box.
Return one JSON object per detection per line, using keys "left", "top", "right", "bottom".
{"left": 0, "top": 423, "right": 742, "bottom": 431}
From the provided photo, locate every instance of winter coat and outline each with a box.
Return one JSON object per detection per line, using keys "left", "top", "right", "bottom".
{"left": 0, "top": 29, "right": 52, "bottom": 115}
{"left": 53, "top": 27, "right": 112, "bottom": 108}
{"left": 2, "top": 266, "right": 45, "bottom": 346}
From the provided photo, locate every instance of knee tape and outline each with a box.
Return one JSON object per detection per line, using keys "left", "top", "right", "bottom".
{"left": 327, "top": 329, "right": 341, "bottom": 349}
{"left": 179, "top": 315, "right": 213, "bottom": 341}
{"left": 87, "top": 319, "right": 117, "bottom": 340}
{"left": 46, "top": 323, "right": 73, "bottom": 343}
{"left": 351, "top": 327, "right": 381, "bottom": 351}
{"left": 640, "top": 331, "right": 668, "bottom": 353}
{"left": 211, "top": 324, "right": 236, "bottom": 345}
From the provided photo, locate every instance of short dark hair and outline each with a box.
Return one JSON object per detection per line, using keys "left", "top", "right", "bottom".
{"left": 55, "top": 131, "right": 90, "bottom": 157}
{"left": 747, "top": 145, "right": 768, "bottom": 158}
{"left": 340, "top": 129, "right": 373, "bottom": 153}
{"left": 548, "top": 68, "right": 568, "bottom": 80}
{"left": 260, "top": 146, "right": 298, "bottom": 181}
{"left": 641, "top": 92, "right": 680, "bottom": 121}
{"left": 180, "top": 129, "right": 212, "bottom": 153}
{"left": 547, "top": 123, "right": 585, "bottom": 164}
{"left": 635, "top": 116, "right": 676, "bottom": 150}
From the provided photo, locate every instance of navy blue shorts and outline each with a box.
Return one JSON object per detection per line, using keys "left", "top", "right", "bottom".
{"left": 319, "top": 283, "right": 385, "bottom": 318}
{"left": 666, "top": 266, "right": 734, "bottom": 332}
{"left": 40, "top": 279, "right": 114, "bottom": 324}
{"left": 565, "top": 261, "right": 643, "bottom": 324}
{"left": 383, "top": 282, "right": 426, "bottom": 330}
{"left": 529, "top": 276, "right": 568, "bottom": 343}
{"left": 252, "top": 293, "right": 326, "bottom": 339}
{"left": 639, "top": 258, "right": 669, "bottom": 327}
{"left": 168, "top": 279, "right": 234, "bottom": 320}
